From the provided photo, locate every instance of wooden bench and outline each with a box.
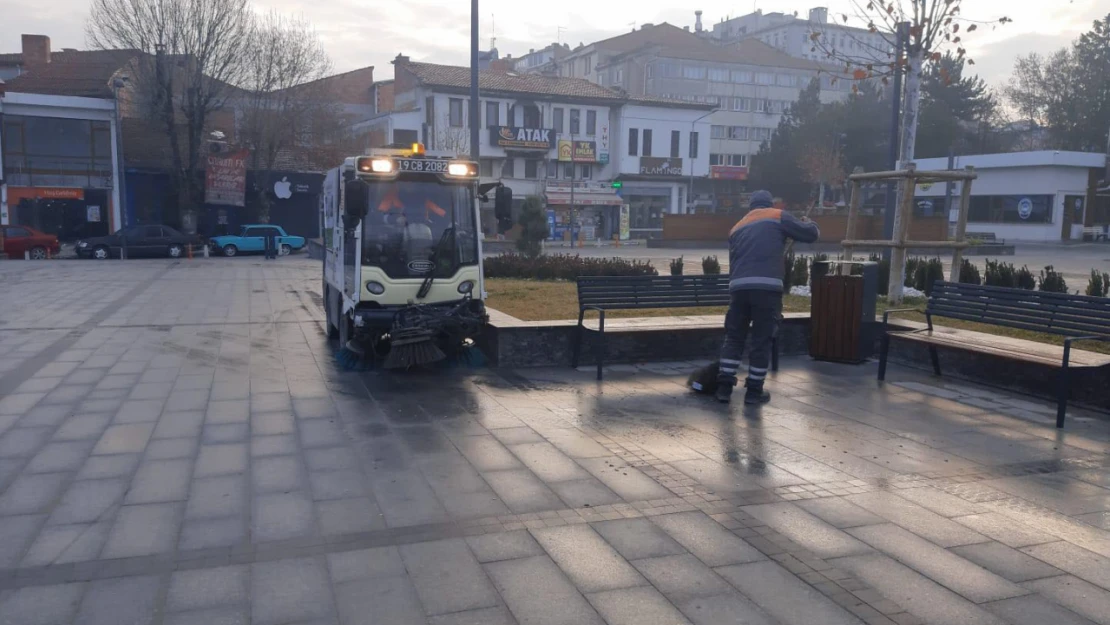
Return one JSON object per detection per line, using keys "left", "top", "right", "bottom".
{"left": 878, "top": 281, "right": 1110, "bottom": 427}
{"left": 1082, "top": 226, "right": 1107, "bottom": 242}
{"left": 572, "top": 275, "right": 778, "bottom": 380}
{"left": 966, "top": 231, "right": 1005, "bottom": 245}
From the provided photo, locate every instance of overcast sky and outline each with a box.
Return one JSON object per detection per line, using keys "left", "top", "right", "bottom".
{"left": 3, "top": 0, "right": 1104, "bottom": 90}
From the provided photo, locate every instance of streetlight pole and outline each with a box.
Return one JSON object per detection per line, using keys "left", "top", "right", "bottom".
{"left": 469, "top": 0, "right": 480, "bottom": 163}
{"left": 882, "top": 22, "right": 909, "bottom": 262}
{"left": 687, "top": 108, "right": 718, "bottom": 213}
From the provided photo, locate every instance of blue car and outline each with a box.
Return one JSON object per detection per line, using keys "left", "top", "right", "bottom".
{"left": 209, "top": 224, "right": 306, "bottom": 257}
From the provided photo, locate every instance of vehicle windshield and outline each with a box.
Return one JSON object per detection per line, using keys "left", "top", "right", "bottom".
{"left": 361, "top": 179, "right": 478, "bottom": 279}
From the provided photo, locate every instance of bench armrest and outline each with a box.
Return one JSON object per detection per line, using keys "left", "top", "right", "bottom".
{"left": 580, "top": 305, "right": 605, "bottom": 313}
{"left": 882, "top": 308, "right": 920, "bottom": 327}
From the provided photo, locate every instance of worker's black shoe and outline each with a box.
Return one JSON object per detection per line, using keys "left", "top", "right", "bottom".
{"left": 715, "top": 383, "right": 734, "bottom": 404}
{"left": 744, "top": 380, "right": 771, "bottom": 405}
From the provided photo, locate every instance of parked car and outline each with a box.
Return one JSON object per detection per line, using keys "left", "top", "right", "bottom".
{"left": 209, "top": 224, "right": 306, "bottom": 257}
{"left": 0, "top": 225, "right": 61, "bottom": 260}
{"left": 76, "top": 224, "right": 198, "bottom": 259}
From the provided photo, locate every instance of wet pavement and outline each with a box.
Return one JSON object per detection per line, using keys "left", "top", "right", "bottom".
{"left": 1, "top": 257, "right": 1110, "bottom": 625}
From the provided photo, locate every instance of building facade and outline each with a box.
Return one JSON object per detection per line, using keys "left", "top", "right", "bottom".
{"left": 364, "top": 56, "right": 711, "bottom": 240}
{"left": 710, "top": 7, "right": 891, "bottom": 65}
{"left": 913, "top": 151, "right": 1109, "bottom": 242}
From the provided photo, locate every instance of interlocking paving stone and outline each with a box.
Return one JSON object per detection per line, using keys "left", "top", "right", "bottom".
{"left": 485, "top": 555, "right": 605, "bottom": 625}
{"left": 833, "top": 554, "right": 1010, "bottom": 625}
{"left": 73, "top": 574, "right": 161, "bottom": 625}
{"left": 194, "top": 444, "right": 247, "bottom": 477}
{"left": 465, "top": 530, "right": 544, "bottom": 563}
{"left": 399, "top": 538, "right": 500, "bottom": 616}
{"left": 744, "top": 502, "right": 873, "bottom": 559}
{"left": 848, "top": 524, "right": 1027, "bottom": 603}
{"left": 650, "top": 511, "right": 765, "bottom": 567}
{"left": 716, "top": 560, "right": 865, "bottom": 625}
{"left": 163, "top": 606, "right": 248, "bottom": 625}
{"left": 0, "top": 472, "right": 70, "bottom": 515}
{"left": 591, "top": 518, "right": 687, "bottom": 561}
{"left": 125, "top": 459, "right": 193, "bottom": 504}
{"left": 797, "top": 496, "right": 887, "bottom": 528}
{"left": 482, "top": 469, "right": 566, "bottom": 514}
{"left": 0, "top": 513, "right": 45, "bottom": 567}
{"left": 0, "top": 582, "right": 85, "bottom": 625}
{"left": 178, "top": 516, "right": 245, "bottom": 550}
{"left": 369, "top": 470, "right": 449, "bottom": 527}
{"left": 251, "top": 491, "right": 316, "bottom": 541}
{"left": 548, "top": 478, "right": 622, "bottom": 508}
{"left": 676, "top": 592, "right": 780, "bottom": 625}
{"left": 167, "top": 565, "right": 248, "bottom": 612}
{"left": 252, "top": 558, "right": 335, "bottom": 624}
{"left": 952, "top": 512, "right": 1055, "bottom": 548}
{"left": 531, "top": 524, "right": 646, "bottom": 593}
{"left": 426, "top": 606, "right": 517, "bottom": 625}
{"left": 327, "top": 546, "right": 406, "bottom": 583}
{"left": 100, "top": 502, "right": 182, "bottom": 559}
{"left": 48, "top": 478, "right": 128, "bottom": 526}
{"left": 951, "top": 541, "right": 1063, "bottom": 583}
{"left": 845, "top": 492, "right": 987, "bottom": 548}
{"left": 893, "top": 486, "right": 987, "bottom": 517}
{"left": 455, "top": 436, "right": 524, "bottom": 472}
{"left": 1022, "top": 576, "right": 1110, "bottom": 625}
{"left": 317, "top": 497, "right": 385, "bottom": 535}
{"left": 632, "top": 554, "right": 733, "bottom": 601}
{"left": 509, "top": 442, "right": 591, "bottom": 483}
{"left": 587, "top": 586, "right": 694, "bottom": 625}
{"left": 577, "top": 457, "right": 674, "bottom": 501}
{"left": 984, "top": 594, "right": 1099, "bottom": 625}
{"left": 1021, "top": 541, "right": 1110, "bottom": 591}
{"left": 91, "top": 423, "right": 155, "bottom": 455}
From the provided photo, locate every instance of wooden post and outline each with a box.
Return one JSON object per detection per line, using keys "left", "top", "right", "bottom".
{"left": 888, "top": 163, "right": 917, "bottom": 303}
{"left": 948, "top": 165, "right": 975, "bottom": 283}
{"left": 842, "top": 172, "right": 863, "bottom": 262}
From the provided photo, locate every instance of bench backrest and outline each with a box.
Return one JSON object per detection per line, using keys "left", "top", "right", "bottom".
{"left": 967, "top": 232, "right": 997, "bottom": 241}
{"left": 576, "top": 275, "right": 732, "bottom": 310}
{"left": 927, "top": 281, "right": 1110, "bottom": 339}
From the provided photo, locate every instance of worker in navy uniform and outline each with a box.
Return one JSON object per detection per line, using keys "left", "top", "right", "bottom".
{"left": 717, "top": 190, "right": 819, "bottom": 404}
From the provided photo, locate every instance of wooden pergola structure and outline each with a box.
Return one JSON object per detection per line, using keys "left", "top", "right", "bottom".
{"left": 842, "top": 163, "right": 978, "bottom": 303}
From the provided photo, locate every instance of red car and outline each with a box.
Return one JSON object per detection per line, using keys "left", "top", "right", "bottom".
{"left": 0, "top": 225, "right": 61, "bottom": 260}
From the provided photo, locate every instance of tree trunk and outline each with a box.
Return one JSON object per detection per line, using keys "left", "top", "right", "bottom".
{"left": 888, "top": 48, "right": 925, "bottom": 304}
{"left": 817, "top": 182, "right": 826, "bottom": 208}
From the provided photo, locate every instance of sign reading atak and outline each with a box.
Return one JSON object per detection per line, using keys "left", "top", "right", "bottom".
{"left": 639, "top": 157, "right": 683, "bottom": 176}
{"left": 205, "top": 148, "right": 249, "bottom": 207}
{"left": 489, "top": 126, "right": 556, "bottom": 150}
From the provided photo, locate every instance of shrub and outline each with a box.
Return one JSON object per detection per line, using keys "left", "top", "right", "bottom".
{"left": 868, "top": 253, "right": 891, "bottom": 290}
{"left": 484, "top": 253, "right": 658, "bottom": 280}
{"left": 791, "top": 255, "right": 809, "bottom": 288}
{"left": 958, "top": 259, "right": 981, "bottom": 285}
{"left": 1085, "top": 270, "right": 1110, "bottom": 297}
{"left": 1015, "top": 265, "right": 1036, "bottom": 290}
{"left": 669, "top": 256, "right": 684, "bottom": 276}
{"left": 702, "top": 255, "right": 721, "bottom": 275}
{"left": 1038, "top": 265, "right": 1068, "bottom": 293}
{"left": 515, "top": 196, "right": 547, "bottom": 258}
{"left": 784, "top": 253, "right": 795, "bottom": 289}
{"left": 984, "top": 259, "right": 1016, "bottom": 288}
{"left": 912, "top": 258, "right": 945, "bottom": 295}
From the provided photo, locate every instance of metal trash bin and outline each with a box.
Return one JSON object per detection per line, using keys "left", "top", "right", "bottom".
{"left": 809, "top": 260, "right": 879, "bottom": 364}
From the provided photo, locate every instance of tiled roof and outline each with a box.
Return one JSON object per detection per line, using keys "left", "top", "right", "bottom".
{"left": 592, "top": 23, "right": 705, "bottom": 53}
{"left": 4, "top": 49, "right": 139, "bottom": 98}
{"left": 288, "top": 66, "right": 375, "bottom": 106}
{"left": 404, "top": 61, "right": 624, "bottom": 101}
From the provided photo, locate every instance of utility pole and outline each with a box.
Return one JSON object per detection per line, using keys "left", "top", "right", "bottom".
{"left": 469, "top": 0, "right": 480, "bottom": 162}
{"left": 569, "top": 126, "right": 576, "bottom": 247}
{"left": 112, "top": 77, "right": 130, "bottom": 227}
{"left": 882, "top": 22, "right": 909, "bottom": 262}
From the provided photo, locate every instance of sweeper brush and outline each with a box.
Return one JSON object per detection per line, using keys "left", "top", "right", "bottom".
{"left": 382, "top": 327, "right": 445, "bottom": 369}
{"left": 687, "top": 361, "right": 721, "bottom": 395}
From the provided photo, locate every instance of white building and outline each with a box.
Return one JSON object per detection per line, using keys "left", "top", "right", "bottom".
{"left": 365, "top": 56, "right": 712, "bottom": 240}
{"left": 710, "top": 7, "right": 891, "bottom": 65}
{"left": 913, "top": 151, "right": 1109, "bottom": 242}
{"left": 0, "top": 89, "right": 124, "bottom": 233}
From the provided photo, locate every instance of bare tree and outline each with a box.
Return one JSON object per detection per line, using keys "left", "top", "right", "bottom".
{"left": 798, "top": 144, "right": 846, "bottom": 208}
{"left": 435, "top": 113, "right": 470, "bottom": 154}
{"left": 87, "top": 0, "right": 253, "bottom": 222}
{"left": 238, "top": 11, "right": 333, "bottom": 222}
{"left": 808, "top": 1, "right": 1008, "bottom": 302}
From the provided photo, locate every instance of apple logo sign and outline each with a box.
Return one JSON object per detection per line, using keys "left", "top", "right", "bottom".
{"left": 274, "top": 177, "right": 292, "bottom": 199}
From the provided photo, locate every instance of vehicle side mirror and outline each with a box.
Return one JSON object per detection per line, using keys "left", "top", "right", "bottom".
{"left": 344, "top": 180, "right": 368, "bottom": 228}
{"left": 494, "top": 185, "right": 513, "bottom": 228}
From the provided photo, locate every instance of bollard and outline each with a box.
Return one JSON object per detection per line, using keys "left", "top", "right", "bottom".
{"left": 24, "top": 250, "right": 30, "bottom": 260}
{"left": 203, "top": 243, "right": 209, "bottom": 258}
{"left": 46, "top": 248, "right": 51, "bottom": 259}
{"left": 187, "top": 244, "right": 193, "bottom": 260}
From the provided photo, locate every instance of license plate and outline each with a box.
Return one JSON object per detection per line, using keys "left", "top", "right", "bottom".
{"left": 396, "top": 159, "right": 448, "bottom": 173}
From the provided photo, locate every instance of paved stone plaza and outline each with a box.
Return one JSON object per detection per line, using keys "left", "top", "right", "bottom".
{"left": 1, "top": 257, "right": 1109, "bottom": 625}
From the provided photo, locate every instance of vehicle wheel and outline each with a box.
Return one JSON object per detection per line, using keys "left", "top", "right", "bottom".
{"left": 280, "top": 244, "right": 292, "bottom": 256}
{"left": 93, "top": 245, "right": 110, "bottom": 260}
{"left": 29, "top": 246, "right": 47, "bottom": 260}
{"left": 223, "top": 244, "right": 238, "bottom": 257}
{"left": 325, "top": 285, "right": 339, "bottom": 339}
{"left": 168, "top": 244, "right": 184, "bottom": 258}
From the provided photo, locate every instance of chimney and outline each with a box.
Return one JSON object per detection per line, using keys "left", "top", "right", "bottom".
{"left": 808, "top": 7, "right": 828, "bottom": 24}
{"left": 21, "top": 34, "right": 51, "bottom": 66}
{"left": 393, "top": 53, "right": 410, "bottom": 65}
{"left": 695, "top": 10, "right": 704, "bottom": 32}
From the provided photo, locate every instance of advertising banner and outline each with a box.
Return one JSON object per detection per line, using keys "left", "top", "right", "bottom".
{"left": 489, "top": 126, "right": 556, "bottom": 150}
{"left": 205, "top": 148, "right": 249, "bottom": 207}
{"left": 619, "top": 204, "right": 630, "bottom": 240}
{"left": 710, "top": 165, "right": 748, "bottom": 180}
{"left": 639, "top": 157, "right": 683, "bottom": 176}
{"left": 558, "top": 140, "right": 598, "bottom": 162}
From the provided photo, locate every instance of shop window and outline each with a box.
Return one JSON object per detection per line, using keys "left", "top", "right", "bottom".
{"left": 501, "top": 159, "right": 515, "bottom": 178}
{"left": 580, "top": 164, "right": 592, "bottom": 180}
{"left": 547, "top": 161, "right": 558, "bottom": 178}
{"left": 485, "top": 101, "right": 499, "bottom": 128}
{"left": 963, "top": 194, "right": 1055, "bottom": 224}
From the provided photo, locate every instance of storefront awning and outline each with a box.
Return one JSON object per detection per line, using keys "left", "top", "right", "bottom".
{"left": 545, "top": 191, "right": 624, "bottom": 207}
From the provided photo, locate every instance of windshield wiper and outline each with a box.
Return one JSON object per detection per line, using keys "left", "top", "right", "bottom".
{"left": 417, "top": 226, "right": 454, "bottom": 299}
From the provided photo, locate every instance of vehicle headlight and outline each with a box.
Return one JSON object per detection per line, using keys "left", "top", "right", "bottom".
{"left": 77, "top": 241, "right": 88, "bottom": 248}
{"left": 365, "top": 281, "right": 385, "bottom": 295}
{"left": 457, "top": 280, "right": 475, "bottom": 294}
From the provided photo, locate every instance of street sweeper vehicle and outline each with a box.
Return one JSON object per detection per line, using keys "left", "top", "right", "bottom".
{"left": 321, "top": 143, "right": 511, "bottom": 368}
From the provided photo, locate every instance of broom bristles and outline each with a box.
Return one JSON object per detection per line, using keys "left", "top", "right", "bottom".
{"left": 383, "top": 337, "right": 445, "bottom": 369}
